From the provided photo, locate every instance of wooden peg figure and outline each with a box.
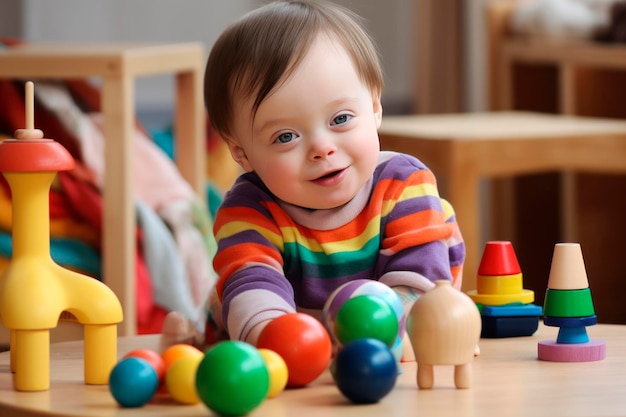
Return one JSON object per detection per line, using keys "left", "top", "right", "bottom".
{"left": 406, "top": 280, "right": 481, "bottom": 389}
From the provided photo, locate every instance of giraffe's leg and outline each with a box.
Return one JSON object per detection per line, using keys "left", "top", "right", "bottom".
{"left": 84, "top": 324, "right": 117, "bottom": 384}
{"left": 10, "top": 329, "right": 16, "bottom": 373}
{"left": 14, "top": 329, "right": 50, "bottom": 391}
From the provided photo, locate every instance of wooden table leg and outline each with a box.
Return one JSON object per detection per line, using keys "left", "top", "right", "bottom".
{"left": 446, "top": 167, "right": 480, "bottom": 293}
{"left": 101, "top": 75, "right": 136, "bottom": 336}
{"left": 99, "top": 68, "right": 204, "bottom": 337}
{"left": 175, "top": 69, "right": 205, "bottom": 198}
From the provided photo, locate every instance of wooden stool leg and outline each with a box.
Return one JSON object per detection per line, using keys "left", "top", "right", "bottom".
{"left": 84, "top": 324, "right": 117, "bottom": 385}
{"left": 14, "top": 329, "right": 49, "bottom": 391}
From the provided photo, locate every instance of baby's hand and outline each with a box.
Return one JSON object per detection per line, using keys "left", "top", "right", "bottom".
{"left": 160, "top": 311, "right": 205, "bottom": 353}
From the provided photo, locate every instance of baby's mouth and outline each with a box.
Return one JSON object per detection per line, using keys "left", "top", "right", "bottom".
{"left": 312, "top": 167, "right": 347, "bottom": 186}
{"left": 317, "top": 170, "right": 342, "bottom": 180}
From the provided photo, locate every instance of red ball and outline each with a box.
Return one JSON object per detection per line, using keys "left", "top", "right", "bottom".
{"left": 124, "top": 348, "right": 166, "bottom": 383}
{"left": 257, "top": 313, "right": 332, "bottom": 387}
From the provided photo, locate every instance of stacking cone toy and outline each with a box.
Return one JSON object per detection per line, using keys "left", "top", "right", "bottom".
{"left": 537, "top": 243, "right": 606, "bottom": 362}
{"left": 467, "top": 241, "right": 542, "bottom": 338}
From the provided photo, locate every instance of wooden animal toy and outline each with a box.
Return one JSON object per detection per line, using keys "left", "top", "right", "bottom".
{"left": 538, "top": 242, "right": 606, "bottom": 362}
{"left": 0, "top": 81, "right": 123, "bottom": 391}
{"left": 406, "top": 280, "right": 481, "bottom": 389}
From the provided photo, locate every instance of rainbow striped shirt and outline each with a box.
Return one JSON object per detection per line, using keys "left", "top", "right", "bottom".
{"left": 212, "top": 151, "right": 465, "bottom": 342}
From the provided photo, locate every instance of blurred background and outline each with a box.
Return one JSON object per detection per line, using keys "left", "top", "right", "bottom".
{"left": 0, "top": 0, "right": 486, "bottom": 129}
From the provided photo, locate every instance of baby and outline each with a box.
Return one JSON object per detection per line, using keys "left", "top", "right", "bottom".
{"left": 163, "top": 0, "right": 465, "bottom": 359}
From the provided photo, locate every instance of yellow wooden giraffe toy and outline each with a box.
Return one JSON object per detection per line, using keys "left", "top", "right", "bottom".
{"left": 0, "top": 81, "right": 123, "bottom": 391}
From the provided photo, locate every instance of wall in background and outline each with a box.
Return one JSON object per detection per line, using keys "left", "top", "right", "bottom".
{"left": 1, "top": 0, "right": 417, "bottom": 120}
{"left": 1, "top": 0, "right": 488, "bottom": 115}
{"left": 16, "top": 0, "right": 255, "bottom": 124}
{"left": 465, "top": 0, "right": 488, "bottom": 112}
{"left": 0, "top": 1, "right": 23, "bottom": 38}
{"left": 335, "top": 0, "right": 415, "bottom": 113}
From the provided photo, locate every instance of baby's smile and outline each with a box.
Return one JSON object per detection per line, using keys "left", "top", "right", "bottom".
{"left": 311, "top": 167, "right": 348, "bottom": 186}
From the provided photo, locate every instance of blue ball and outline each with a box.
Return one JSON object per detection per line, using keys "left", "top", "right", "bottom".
{"left": 109, "top": 357, "right": 159, "bottom": 408}
{"left": 332, "top": 338, "right": 398, "bottom": 403}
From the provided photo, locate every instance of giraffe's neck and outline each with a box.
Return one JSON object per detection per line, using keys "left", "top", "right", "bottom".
{"left": 4, "top": 172, "right": 55, "bottom": 259}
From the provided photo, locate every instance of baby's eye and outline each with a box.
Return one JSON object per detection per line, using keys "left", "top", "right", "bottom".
{"left": 275, "top": 131, "right": 297, "bottom": 144}
{"left": 331, "top": 114, "right": 352, "bottom": 126}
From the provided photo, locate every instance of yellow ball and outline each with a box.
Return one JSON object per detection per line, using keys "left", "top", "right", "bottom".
{"left": 258, "top": 348, "right": 288, "bottom": 398}
{"left": 165, "top": 354, "right": 203, "bottom": 404}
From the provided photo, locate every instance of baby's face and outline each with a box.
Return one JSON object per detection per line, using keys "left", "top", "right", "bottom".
{"left": 228, "top": 33, "right": 382, "bottom": 209}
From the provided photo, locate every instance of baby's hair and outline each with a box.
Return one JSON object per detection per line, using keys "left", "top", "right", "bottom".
{"left": 204, "top": 0, "right": 384, "bottom": 140}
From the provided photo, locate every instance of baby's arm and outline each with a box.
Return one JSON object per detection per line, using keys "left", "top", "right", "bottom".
{"left": 210, "top": 174, "right": 299, "bottom": 345}
{"left": 220, "top": 265, "right": 296, "bottom": 344}
{"left": 160, "top": 264, "right": 296, "bottom": 352}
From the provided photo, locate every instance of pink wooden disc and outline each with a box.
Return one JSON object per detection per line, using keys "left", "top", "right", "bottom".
{"left": 537, "top": 339, "right": 606, "bottom": 362}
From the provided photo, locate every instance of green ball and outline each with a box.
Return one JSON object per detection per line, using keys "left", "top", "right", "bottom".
{"left": 195, "top": 341, "right": 269, "bottom": 416}
{"left": 335, "top": 294, "right": 398, "bottom": 347}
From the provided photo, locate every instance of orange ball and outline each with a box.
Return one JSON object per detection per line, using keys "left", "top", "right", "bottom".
{"left": 257, "top": 313, "right": 332, "bottom": 387}
{"left": 124, "top": 348, "right": 166, "bottom": 383}
{"left": 161, "top": 344, "right": 203, "bottom": 373}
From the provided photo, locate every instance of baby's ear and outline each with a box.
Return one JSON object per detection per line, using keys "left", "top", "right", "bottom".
{"left": 373, "top": 92, "right": 383, "bottom": 128}
{"left": 226, "top": 139, "right": 254, "bottom": 172}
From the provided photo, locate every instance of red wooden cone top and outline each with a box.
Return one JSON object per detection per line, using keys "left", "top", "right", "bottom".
{"left": 478, "top": 241, "right": 521, "bottom": 276}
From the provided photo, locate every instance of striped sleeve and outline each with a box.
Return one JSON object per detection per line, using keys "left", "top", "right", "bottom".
{"left": 212, "top": 175, "right": 298, "bottom": 342}
{"left": 213, "top": 177, "right": 290, "bottom": 291}
{"left": 375, "top": 153, "right": 465, "bottom": 292}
